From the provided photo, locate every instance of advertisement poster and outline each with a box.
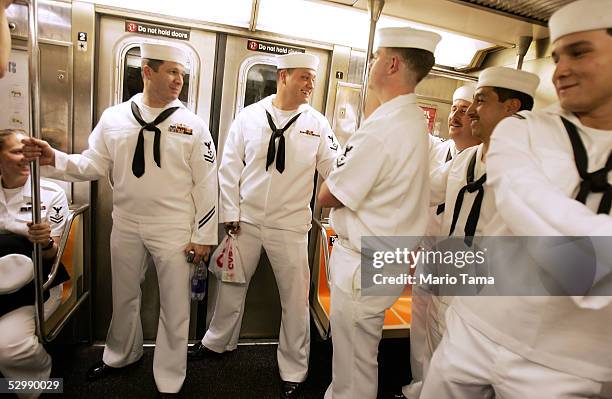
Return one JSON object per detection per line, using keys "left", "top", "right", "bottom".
{"left": 0, "top": 49, "right": 30, "bottom": 133}
{"left": 419, "top": 105, "right": 437, "bottom": 135}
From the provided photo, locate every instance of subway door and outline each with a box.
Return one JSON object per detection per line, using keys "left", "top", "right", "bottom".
{"left": 210, "top": 34, "right": 330, "bottom": 339}
{"left": 94, "top": 14, "right": 216, "bottom": 341}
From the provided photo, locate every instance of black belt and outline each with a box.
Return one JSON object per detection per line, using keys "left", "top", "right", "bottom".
{"left": 130, "top": 102, "right": 180, "bottom": 178}
{"left": 265, "top": 110, "right": 301, "bottom": 173}
{"left": 448, "top": 150, "right": 486, "bottom": 246}
{"left": 561, "top": 117, "right": 612, "bottom": 214}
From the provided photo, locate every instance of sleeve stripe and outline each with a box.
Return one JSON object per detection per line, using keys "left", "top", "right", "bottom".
{"left": 198, "top": 206, "right": 216, "bottom": 229}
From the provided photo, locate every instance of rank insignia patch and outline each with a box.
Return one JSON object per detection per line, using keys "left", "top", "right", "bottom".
{"left": 169, "top": 123, "right": 193, "bottom": 135}
{"left": 49, "top": 206, "right": 64, "bottom": 224}
{"left": 328, "top": 135, "right": 338, "bottom": 151}
{"left": 203, "top": 140, "right": 215, "bottom": 164}
{"left": 336, "top": 145, "right": 353, "bottom": 168}
{"left": 299, "top": 130, "right": 320, "bottom": 137}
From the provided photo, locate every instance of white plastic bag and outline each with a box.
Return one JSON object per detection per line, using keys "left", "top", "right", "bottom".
{"left": 208, "top": 233, "right": 246, "bottom": 283}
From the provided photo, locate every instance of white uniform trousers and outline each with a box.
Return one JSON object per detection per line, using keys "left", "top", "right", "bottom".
{"left": 421, "top": 307, "right": 609, "bottom": 399}
{"left": 324, "top": 243, "right": 401, "bottom": 399}
{"left": 102, "top": 214, "right": 191, "bottom": 394}
{"left": 401, "top": 281, "right": 431, "bottom": 399}
{"left": 0, "top": 285, "right": 62, "bottom": 399}
{"left": 202, "top": 222, "right": 310, "bottom": 382}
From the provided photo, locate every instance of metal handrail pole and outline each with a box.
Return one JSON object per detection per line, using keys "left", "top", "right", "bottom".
{"left": 24, "top": 0, "right": 45, "bottom": 339}
{"left": 356, "top": 0, "right": 384, "bottom": 128}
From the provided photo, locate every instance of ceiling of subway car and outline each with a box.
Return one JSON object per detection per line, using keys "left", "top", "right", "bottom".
{"left": 452, "top": 0, "right": 575, "bottom": 24}
{"left": 322, "top": 0, "right": 578, "bottom": 69}
{"left": 328, "top": 0, "right": 574, "bottom": 24}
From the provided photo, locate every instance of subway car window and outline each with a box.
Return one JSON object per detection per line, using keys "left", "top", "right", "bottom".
{"left": 122, "top": 47, "right": 191, "bottom": 106}
{"left": 244, "top": 63, "right": 277, "bottom": 108}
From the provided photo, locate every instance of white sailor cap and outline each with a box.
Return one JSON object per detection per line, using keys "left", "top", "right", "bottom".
{"left": 140, "top": 43, "right": 188, "bottom": 67}
{"left": 477, "top": 67, "right": 540, "bottom": 98}
{"left": 452, "top": 85, "right": 476, "bottom": 103}
{"left": 549, "top": 0, "right": 612, "bottom": 43}
{"left": 276, "top": 53, "right": 319, "bottom": 71}
{"left": 0, "top": 254, "right": 33, "bottom": 294}
{"left": 374, "top": 27, "right": 442, "bottom": 54}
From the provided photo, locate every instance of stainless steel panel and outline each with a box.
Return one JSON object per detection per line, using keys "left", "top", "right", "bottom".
{"left": 94, "top": 14, "right": 217, "bottom": 341}
{"left": 39, "top": 42, "right": 71, "bottom": 153}
{"left": 7, "top": 0, "right": 71, "bottom": 42}
{"left": 71, "top": 1, "right": 95, "bottom": 206}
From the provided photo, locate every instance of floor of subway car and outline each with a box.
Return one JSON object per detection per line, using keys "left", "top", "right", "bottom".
{"left": 38, "top": 334, "right": 411, "bottom": 399}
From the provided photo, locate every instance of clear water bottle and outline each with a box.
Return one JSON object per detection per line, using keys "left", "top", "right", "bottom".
{"left": 191, "top": 261, "right": 207, "bottom": 301}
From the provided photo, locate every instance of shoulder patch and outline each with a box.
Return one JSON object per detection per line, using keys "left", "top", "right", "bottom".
{"left": 203, "top": 140, "right": 215, "bottom": 164}
{"left": 335, "top": 145, "right": 353, "bottom": 168}
{"left": 49, "top": 206, "right": 64, "bottom": 224}
{"left": 328, "top": 135, "right": 338, "bottom": 151}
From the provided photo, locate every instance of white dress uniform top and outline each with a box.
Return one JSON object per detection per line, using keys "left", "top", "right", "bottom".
{"left": 0, "top": 177, "right": 67, "bottom": 398}
{"left": 0, "top": 177, "right": 68, "bottom": 237}
{"left": 454, "top": 105, "right": 612, "bottom": 373}
{"left": 218, "top": 94, "right": 338, "bottom": 231}
{"left": 203, "top": 52, "right": 338, "bottom": 384}
{"left": 422, "top": 2, "right": 612, "bottom": 393}
{"left": 41, "top": 44, "right": 218, "bottom": 392}
{"left": 430, "top": 144, "right": 490, "bottom": 237}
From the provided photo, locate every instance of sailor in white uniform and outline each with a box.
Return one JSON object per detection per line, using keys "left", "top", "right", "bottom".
{"left": 421, "top": 1, "right": 612, "bottom": 397}
{"left": 318, "top": 27, "right": 441, "bottom": 399}
{"left": 187, "top": 52, "right": 338, "bottom": 399}
{"left": 0, "top": 129, "right": 69, "bottom": 399}
{"left": 405, "top": 84, "right": 480, "bottom": 399}
{"left": 419, "top": 66, "right": 539, "bottom": 396}
{"left": 22, "top": 43, "right": 218, "bottom": 395}
{"left": 428, "top": 85, "right": 480, "bottom": 170}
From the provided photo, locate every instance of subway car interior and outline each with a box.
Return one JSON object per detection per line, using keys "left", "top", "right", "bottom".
{"left": 1, "top": 0, "right": 579, "bottom": 397}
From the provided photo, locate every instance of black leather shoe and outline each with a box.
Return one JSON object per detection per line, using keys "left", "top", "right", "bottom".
{"left": 187, "top": 342, "right": 222, "bottom": 361}
{"left": 158, "top": 392, "right": 180, "bottom": 398}
{"left": 280, "top": 381, "right": 302, "bottom": 399}
{"left": 86, "top": 361, "right": 118, "bottom": 381}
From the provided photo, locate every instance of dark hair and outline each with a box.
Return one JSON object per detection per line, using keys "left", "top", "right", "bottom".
{"left": 491, "top": 87, "right": 534, "bottom": 111}
{"left": 392, "top": 48, "right": 435, "bottom": 83}
{"left": 141, "top": 58, "right": 164, "bottom": 72}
